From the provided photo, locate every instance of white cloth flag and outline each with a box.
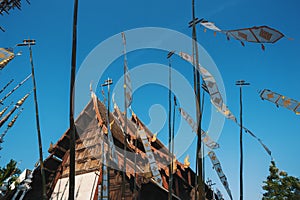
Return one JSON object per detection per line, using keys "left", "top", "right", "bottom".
{"left": 208, "top": 151, "right": 233, "bottom": 200}
{"left": 122, "top": 32, "right": 133, "bottom": 108}
{"left": 180, "top": 51, "right": 273, "bottom": 157}
{"left": 179, "top": 52, "right": 237, "bottom": 122}
{"left": 179, "top": 107, "right": 219, "bottom": 149}
{"left": 138, "top": 129, "right": 163, "bottom": 186}
{"left": 200, "top": 20, "right": 222, "bottom": 32}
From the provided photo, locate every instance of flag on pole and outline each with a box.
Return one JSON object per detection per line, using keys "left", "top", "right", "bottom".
{"left": 122, "top": 32, "right": 132, "bottom": 108}
{"left": 179, "top": 52, "right": 273, "bottom": 158}
{"left": 200, "top": 20, "right": 222, "bottom": 32}
{"left": 208, "top": 151, "right": 233, "bottom": 200}
{"left": 179, "top": 52, "right": 237, "bottom": 122}
{"left": 260, "top": 89, "right": 300, "bottom": 115}
{"left": 179, "top": 107, "right": 219, "bottom": 149}
{"left": 226, "top": 26, "right": 284, "bottom": 44}
{"left": 138, "top": 129, "right": 163, "bottom": 186}
{"left": 243, "top": 127, "right": 272, "bottom": 157}
{"left": 198, "top": 19, "right": 286, "bottom": 50}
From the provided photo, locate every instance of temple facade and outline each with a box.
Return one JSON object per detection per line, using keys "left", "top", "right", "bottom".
{"left": 9, "top": 94, "right": 219, "bottom": 200}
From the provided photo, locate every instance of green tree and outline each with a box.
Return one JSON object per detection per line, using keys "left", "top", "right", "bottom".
{"left": 0, "top": 159, "right": 21, "bottom": 186}
{"left": 262, "top": 161, "right": 300, "bottom": 200}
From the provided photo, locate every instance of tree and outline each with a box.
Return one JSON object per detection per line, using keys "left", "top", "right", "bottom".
{"left": 262, "top": 161, "right": 300, "bottom": 200}
{"left": 0, "top": 159, "right": 21, "bottom": 186}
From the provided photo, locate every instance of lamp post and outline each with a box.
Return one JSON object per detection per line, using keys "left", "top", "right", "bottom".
{"left": 235, "top": 80, "right": 250, "bottom": 200}
{"left": 17, "top": 39, "right": 47, "bottom": 200}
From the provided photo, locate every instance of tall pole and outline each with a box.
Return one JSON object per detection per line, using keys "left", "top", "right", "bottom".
{"left": 0, "top": 79, "right": 14, "bottom": 95}
{"left": 122, "top": 33, "right": 128, "bottom": 200}
{"left": 235, "top": 80, "right": 250, "bottom": 200}
{"left": 69, "top": 0, "right": 78, "bottom": 199}
{"left": 102, "top": 78, "right": 113, "bottom": 200}
{"left": 189, "top": 0, "right": 203, "bottom": 199}
{"left": 200, "top": 84, "right": 206, "bottom": 186}
{"left": 17, "top": 39, "right": 47, "bottom": 200}
{"left": 171, "top": 95, "right": 176, "bottom": 197}
{"left": 167, "top": 51, "right": 174, "bottom": 200}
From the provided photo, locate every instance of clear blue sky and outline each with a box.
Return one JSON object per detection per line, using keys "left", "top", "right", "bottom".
{"left": 1, "top": 1, "right": 300, "bottom": 199}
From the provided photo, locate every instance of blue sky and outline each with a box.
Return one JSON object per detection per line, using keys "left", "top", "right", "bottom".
{"left": 1, "top": 0, "right": 300, "bottom": 199}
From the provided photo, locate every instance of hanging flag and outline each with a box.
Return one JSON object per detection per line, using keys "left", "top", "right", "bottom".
{"left": 216, "top": 188, "right": 224, "bottom": 200}
{"left": 179, "top": 107, "right": 219, "bottom": 149}
{"left": 260, "top": 89, "right": 300, "bottom": 115}
{"left": 208, "top": 151, "right": 233, "bottom": 200}
{"left": 0, "top": 92, "right": 30, "bottom": 128}
{"left": 242, "top": 126, "right": 272, "bottom": 157}
{"left": 0, "top": 79, "right": 14, "bottom": 95}
{"left": 200, "top": 19, "right": 222, "bottom": 32}
{"left": 0, "top": 48, "right": 15, "bottom": 70}
{"left": 122, "top": 32, "right": 132, "bottom": 108}
{"left": 101, "top": 134, "right": 109, "bottom": 200}
{"left": 179, "top": 52, "right": 273, "bottom": 157}
{"left": 0, "top": 74, "right": 32, "bottom": 105}
{"left": 179, "top": 52, "right": 237, "bottom": 122}
{"left": 198, "top": 19, "right": 286, "bottom": 50}
{"left": 138, "top": 129, "right": 163, "bottom": 186}
{"left": 226, "top": 26, "right": 284, "bottom": 44}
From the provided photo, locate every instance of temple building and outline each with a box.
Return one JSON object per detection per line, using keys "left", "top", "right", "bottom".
{"left": 5, "top": 93, "right": 220, "bottom": 200}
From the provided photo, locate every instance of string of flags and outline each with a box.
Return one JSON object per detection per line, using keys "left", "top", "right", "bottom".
{"left": 179, "top": 107, "right": 219, "bottom": 149}
{"left": 122, "top": 32, "right": 133, "bottom": 109}
{"left": 138, "top": 129, "right": 163, "bottom": 186}
{"left": 178, "top": 106, "right": 233, "bottom": 199}
{"left": 199, "top": 19, "right": 288, "bottom": 50}
{"left": 180, "top": 51, "right": 273, "bottom": 158}
{"left": 179, "top": 51, "right": 236, "bottom": 122}
{"left": 208, "top": 151, "right": 233, "bottom": 200}
{"left": 260, "top": 89, "right": 300, "bottom": 115}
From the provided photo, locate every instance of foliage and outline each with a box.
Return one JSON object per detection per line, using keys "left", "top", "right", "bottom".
{"left": 0, "top": 159, "right": 21, "bottom": 186}
{"left": 262, "top": 161, "right": 300, "bottom": 200}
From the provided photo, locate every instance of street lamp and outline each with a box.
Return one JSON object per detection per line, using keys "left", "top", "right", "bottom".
{"left": 17, "top": 39, "right": 47, "bottom": 200}
{"left": 235, "top": 80, "right": 250, "bottom": 200}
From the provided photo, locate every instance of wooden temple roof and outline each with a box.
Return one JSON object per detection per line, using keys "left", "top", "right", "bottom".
{"left": 21, "top": 95, "right": 219, "bottom": 200}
